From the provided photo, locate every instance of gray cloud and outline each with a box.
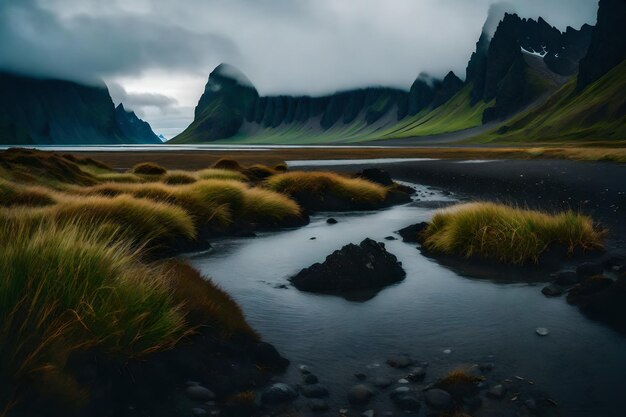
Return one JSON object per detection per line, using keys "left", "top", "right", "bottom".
{"left": 0, "top": 0, "right": 239, "bottom": 84}
{"left": 108, "top": 82, "right": 178, "bottom": 117}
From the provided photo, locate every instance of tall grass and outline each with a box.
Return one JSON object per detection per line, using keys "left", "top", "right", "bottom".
{"left": 196, "top": 168, "right": 247, "bottom": 182}
{"left": 264, "top": 171, "right": 387, "bottom": 205}
{"left": 0, "top": 179, "right": 56, "bottom": 207}
{"left": 68, "top": 180, "right": 240, "bottom": 228}
{"left": 242, "top": 188, "right": 301, "bottom": 221}
{"left": 0, "top": 222, "right": 186, "bottom": 410}
{"left": 422, "top": 202, "right": 604, "bottom": 264}
{"left": 0, "top": 194, "right": 196, "bottom": 250}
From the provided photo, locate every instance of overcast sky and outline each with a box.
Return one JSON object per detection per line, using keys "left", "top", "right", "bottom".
{"left": 0, "top": 0, "right": 599, "bottom": 138}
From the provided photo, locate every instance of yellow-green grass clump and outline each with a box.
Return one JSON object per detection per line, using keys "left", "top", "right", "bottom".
{"left": 132, "top": 162, "right": 167, "bottom": 176}
{"left": 196, "top": 168, "right": 247, "bottom": 182}
{"left": 242, "top": 187, "right": 301, "bottom": 222}
{"left": 68, "top": 180, "right": 240, "bottom": 228}
{"left": 264, "top": 171, "right": 387, "bottom": 207}
{"left": 0, "top": 222, "right": 187, "bottom": 408}
{"left": 422, "top": 202, "right": 604, "bottom": 264}
{"left": 0, "top": 179, "right": 56, "bottom": 207}
{"left": 0, "top": 194, "right": 196, "bottom": 251}
{"left": 162, "top": 171, "right": 198, "bottom": 185}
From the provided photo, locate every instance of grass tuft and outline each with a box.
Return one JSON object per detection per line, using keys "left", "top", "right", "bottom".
{"left": 242, "top": 187, "right": 302, "bottom": 222}
{"left": 162, "top": 171, "right": 198, "bottom": 185}
{"left": 0, "top": 222, "right": 186, "bottom": 408}
{"left": 0, "top": 179, "right": 56, "bottom": 207}
{"left": 132, "top": 162, "right": 167, "bottom": 176}
{"left": 422, "top": 202, "right": 604, "bottom": 264}
{"left": 212, "top": 158, "right": 243, "bottom": 171}
{"left": 196, "top": 168, "right": 247, "bottom": 182}
{"left": 264, "top": 171, "right": 387, "bottom": 209}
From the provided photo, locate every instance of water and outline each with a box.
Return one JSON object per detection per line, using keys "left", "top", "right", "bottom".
{"left": 187, "top": 184, "right": 626, "bottom": 416}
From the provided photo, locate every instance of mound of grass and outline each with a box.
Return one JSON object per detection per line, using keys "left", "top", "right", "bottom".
{"left": 0, "top": 222, "right": 186, "bottom": 409}
{"left": 95, "top": 172, "right": 142, "bottom": 183}
{"left": 0, "top": 194, "right": 197, "bottom": 250}
{"left": 196, "top": 168, "right": 247, "bottom": 182}
{"left": 71, "top": 180, "right": 239, "bottom": 229}
{"left": 53, "top": 195, "right": 197, "bottom": 246}
{"left": 244, "top": 164, "right": 278, "bottom": 180}
{"left": 132, "top": 162, "right": 167, "bottom": 176}
{"left": 0, "top": 148, "right": 97, "bottom": 185}
{"left": 162, "top": 171, "right": 197, "bottom": 185}
{"left": 212, "top": 158, "right": 243, "bottom": 171}
{"left": 422, "top": 202, "right": 604, "bottom": 264}
{"left": 167, "top": 261, "right": 257, "bottom": 338}
{"left": 242, "top": 188, "right": 301, "bottom": 223}
{"left": 273, "top": 163, "right": 288, "bottom": 172}
{"left": 264, "top": 171, "right": 387, "bottom": 210}
{"left": 0, "top": 179, "right": 56, "bottom": 207}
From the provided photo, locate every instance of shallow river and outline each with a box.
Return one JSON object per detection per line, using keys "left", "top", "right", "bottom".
{"left": 187, "top": 182, "right": 626, "bottom": 417}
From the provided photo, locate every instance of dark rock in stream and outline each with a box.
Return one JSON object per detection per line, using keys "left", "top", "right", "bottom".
{"left": 542, "top": 283, "right": 565, "bottom": 297}
{"left": 327, "top": 217, "right": 338, "bottom": 224}
{"left": 397, "top": 222, "right": 429, "bottom": 243}
{"left": 576, "top": 262, "right": 604, "bottom": 278}
{"left": 301, "top": 383, "right": 329, "bottom": 398}
{"left": 553, "top": 271, "right": 580, "bottom": 286}
{"left": 261, "top": 383, "right": 299, "bottom": 404}
{"left": 358, "top": 168, "right": 394, "bottom": 186}
{"left": 290, "top": 238, "right": 405, "bottom": 294}
{"left": 567, "top": 275, "right": 626, "bottom": 333}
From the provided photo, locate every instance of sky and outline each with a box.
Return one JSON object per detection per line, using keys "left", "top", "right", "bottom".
{"left": 0, "top": 0, "right": 599, "bottom": 138}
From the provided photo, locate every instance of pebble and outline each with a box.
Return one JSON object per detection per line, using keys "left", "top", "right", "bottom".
{"left": 486, "top": 384, "right": 507, "bottom": 399}
{"left": 373, "top": 377, "right": 393, "bottom": 388}
{"left": 186, "top": 386, "right": 216, "bottom": 402}
{"left": 327, "top": 218, "right": 338, "bottom": 225}
{"left": 303, "top": 373, "right": 319, "bottom": 384}
{"left": 424, "top": 389, "right": 452, "bottom": 409}
{"left": 299, "top": 365, "right": 311, "bottom": 374}
{"left": 384, "top": 236, "right": 397, "bottom": 241}
{"left": 386, "top": 355, "right": 412, "bottom": 368}
{"left": 442, "top": 349, "right": 452, "bottom": 354}
{"left": 261, "top": 383, "right": 298, "bottom": 404}
{"left": 536, "top": 327, "right": 550, "bottom": 336}
{"left": 398, "top": 378, "right": 409, "bottom": 384}
{"left": 348, "top": 384, "right": 374, "bottom": 405}
{"left": 302, "top": 384, "right": 329, "bottom": 398}
{"left": 362, "top": 410, "right": 375, "bottom": 417}
{"left": 407, "top": 367, "right": 426, "bottom": 382}
{"left": 308, "top": 399, "right": 329, "bottom": 412}
{"left": 542, "top": 284, "right": 564, "bottom": 297}
{"left": 192, "top": 408, "right": 207, "bottom": 417}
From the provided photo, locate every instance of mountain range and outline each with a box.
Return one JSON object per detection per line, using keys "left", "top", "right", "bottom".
{"left": 173, "top": 0, "right": 625, "bottom": 144}
{"left": 0, "top": 0, "right": 623, "bottom": 146}
{"left": 0, "top": 72, "right": 160, "bottom": 145}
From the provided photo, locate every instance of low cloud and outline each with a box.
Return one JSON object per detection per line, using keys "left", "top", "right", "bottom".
{"left": 108, "top": 82, "right": 178, "bottom": 117}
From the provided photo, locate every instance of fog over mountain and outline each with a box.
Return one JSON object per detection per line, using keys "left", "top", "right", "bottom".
{"left": 0, "top": 0, "right": 598, "bottom": 137}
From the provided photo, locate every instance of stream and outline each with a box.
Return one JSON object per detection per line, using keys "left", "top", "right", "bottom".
{"left": 187, "top": 181, "right": 626, "bottom": 417}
